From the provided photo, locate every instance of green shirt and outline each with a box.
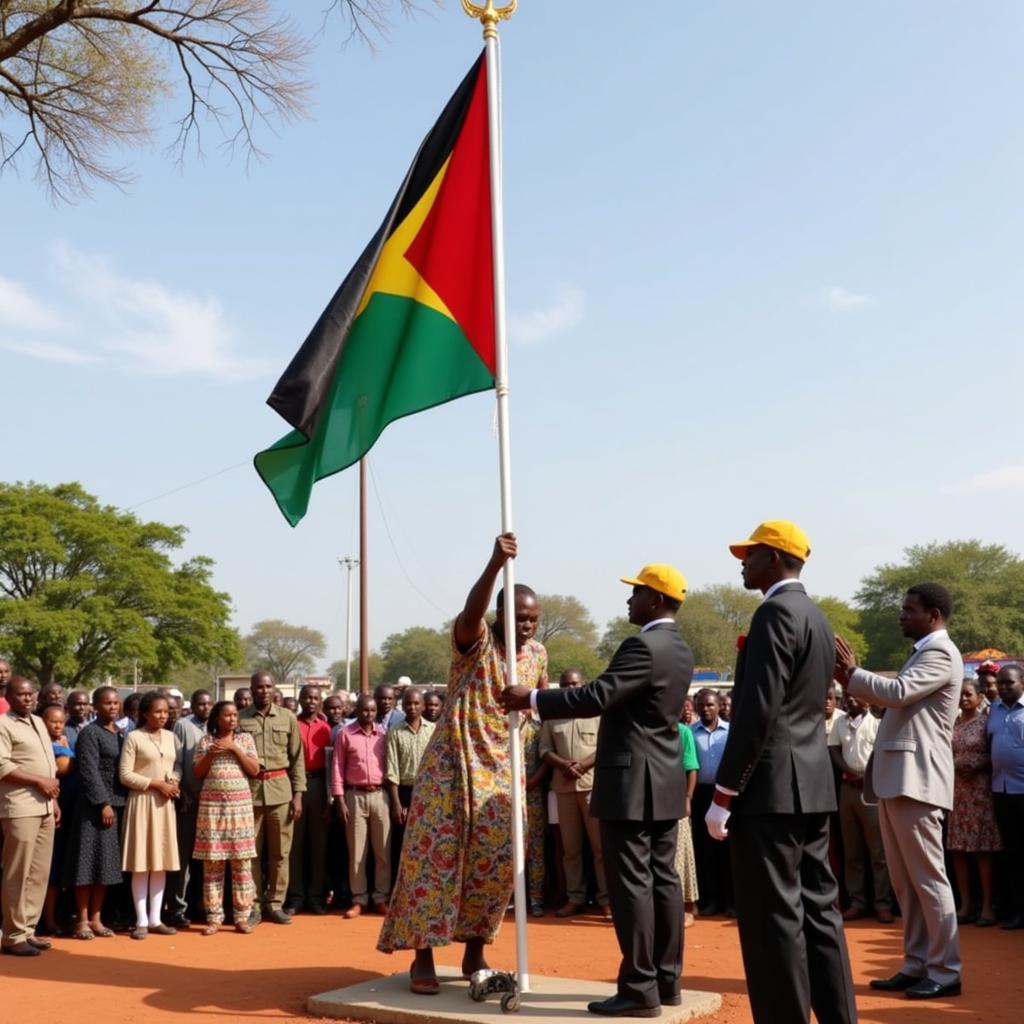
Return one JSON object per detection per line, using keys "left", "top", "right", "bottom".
{"left": 238, "top": 704, "right": 306, "bottom": 806}
{"left": 385, "top": 719, "right": 436, "bottom": 786}
{"left": 678, "top": 722, "right": 699, "bottom": 772}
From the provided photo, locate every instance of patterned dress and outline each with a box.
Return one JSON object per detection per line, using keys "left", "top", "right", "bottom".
{"left": 378, "top": 628, "right": 547, "bottom": 951}
{"left": 947, "top": 714, "right": 1002, "bottom": 853}
{"left": 193, "top": 732, "right": 258, "bottom": 860}
{"left": 522, "top": 715, "right": 547, "bottom": 906}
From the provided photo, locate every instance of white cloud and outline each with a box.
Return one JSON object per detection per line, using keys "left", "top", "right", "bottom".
{"left": 941, "top": 465, "right": 1024, "bottom": 496}
{"left": 0, "top": 245, "right": 271, "bottom": 381}
{"left": 0, "top": 274, "right": 67, "bottom": 332}
{"left": 0, "top": 337, "right": 99, "bottom": 364}
{"left": 812, "top": 285, "right": 875, "bottom": 312}
{"left": 509, "top": 285, "right": 584, "bottom": 345}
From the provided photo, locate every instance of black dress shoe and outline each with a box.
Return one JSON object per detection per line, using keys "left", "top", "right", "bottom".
{"left": 587, "top": 996, "right": 661, "bottom": 1017}
{"left": 1, "top": 942, "right": 41, "bottom": 957}
{"left": 905, "top": 978, "right": 962, "bottom": 1000}
{"left": 308, "top": 900, "right": 328, "bottom": 915}
{"left": 265, "top": 908, "right": 292, "bottom": 924}
{"left": 1001, "top": 916, "right": 1024, "bottom": 931}
{"left": 658, "top": 991, "right": 682, "bottom": 1007}
{"left": 869, "top": 972, "right": 923, "bottom": 991}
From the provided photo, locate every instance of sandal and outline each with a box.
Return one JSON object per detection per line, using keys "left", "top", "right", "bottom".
{"left": 91, "top": 924, "right": 114, "bottom": 938}
{"left": 73, "top": 925, "right": 95, "bottom": 941}
{"left": 409, "top": 960, "right": 440, "bottom": 995}
{"left": 202, "top": 923, "right": 221, "bottom": 936}
{"left": 976, "top": 916, "right": 997, "bottom": 928}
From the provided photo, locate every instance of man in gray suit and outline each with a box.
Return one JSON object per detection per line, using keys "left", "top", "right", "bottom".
{"left": 835, "top": 582, "right": 963, "bottom": 1001}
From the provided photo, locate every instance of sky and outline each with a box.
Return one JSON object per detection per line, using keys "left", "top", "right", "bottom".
{"left": 2, "top": 2, "right": 1023, "bottom": 672}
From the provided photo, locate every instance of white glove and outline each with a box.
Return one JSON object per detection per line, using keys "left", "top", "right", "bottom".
{"left": 705, "top": 800, "right": 731, "bottom": 841}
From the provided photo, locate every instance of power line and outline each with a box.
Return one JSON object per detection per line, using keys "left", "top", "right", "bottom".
{"left": 366, "top": 457, "right": 446, "bottom": 616}
{"left": 124, "top": 461, "right": 249, "bottom": 512}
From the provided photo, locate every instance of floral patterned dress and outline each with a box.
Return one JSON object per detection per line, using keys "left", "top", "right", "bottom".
{"left": 193, "top": 732, "right": 258, "bottom": 861}
{"left": 947, "top": 714, "right": 1002, "bottom": 853}
{"left": 378, "top": 627, "right": 547, "bottom": 951}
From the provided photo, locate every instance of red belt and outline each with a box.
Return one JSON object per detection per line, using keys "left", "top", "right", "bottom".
{"left": 348, "top": 784, "right": 381, "bottom": 792}
{"left": 258, "top": 769, "right": 288, "bottom": 780}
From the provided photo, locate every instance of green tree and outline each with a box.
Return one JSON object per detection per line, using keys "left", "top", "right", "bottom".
{"left": 855, "top": 541, "right": 1024, "bottom": 669}
{"left": 597, "top": 616, "right": 639, "bottom": 662}
{"left": 544, "top": 634, "right": 605, "bottom": 685}
{"left": 243, "top": 619, "right": 326, "bottom": 685}
{"left": 380, "top": 625, "right": 450, "bottom": 685}
{"left": 600, "top": 586, "right": 760, "bottom": 672}
{"left": 696, "top": 584, "right": 763, "bottom": 635}
{"left": 326, "top": 651, "right": 385, "bottom": 691}
{"left": 677, "top": 592, "right": 740, "bottom": 670}
{"left": 0, "top": 1, "right": 415, "bottom": 199}
{"left": 814, "top": 596, "right": 867, "bottom": 663}
{"left": 0, "top": 481, "right": 239, "bottom": 686}
{"left": 534, "top": 594, "right": 598, "bottom": 646}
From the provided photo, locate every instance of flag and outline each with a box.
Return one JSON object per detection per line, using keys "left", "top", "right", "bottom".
{"left": 255, "top": 53, "right": 494, "bottom": 526}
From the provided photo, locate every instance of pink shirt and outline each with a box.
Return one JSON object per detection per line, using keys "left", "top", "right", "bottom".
{"left": 330, "top": 721, "right": 387, "bottom": 797}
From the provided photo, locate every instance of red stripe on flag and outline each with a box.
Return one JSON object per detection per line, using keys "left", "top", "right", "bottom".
{"left": 404, "top": 58, "right": 495, "bottom": 376}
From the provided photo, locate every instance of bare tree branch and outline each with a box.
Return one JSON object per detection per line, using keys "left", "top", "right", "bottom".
{"left": 0, "top": 0, "right": 327, "bottom": 200}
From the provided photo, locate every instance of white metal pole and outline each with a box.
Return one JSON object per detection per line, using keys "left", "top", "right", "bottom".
{"left": 483, "top": 31, "right": 530, "bottom": 994}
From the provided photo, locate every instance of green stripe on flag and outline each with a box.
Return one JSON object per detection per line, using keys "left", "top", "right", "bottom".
{"left": 255, "top": 294, "right": 494, "bottom": 526}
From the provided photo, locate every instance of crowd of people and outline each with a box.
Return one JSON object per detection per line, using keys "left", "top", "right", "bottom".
{"left": 1, "top": 521, "right": 1023, "bottom": 1022}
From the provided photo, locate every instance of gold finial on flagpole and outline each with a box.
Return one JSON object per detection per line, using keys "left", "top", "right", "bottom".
{"left": 462, "top": 0, "right": 516, "bottom": 39}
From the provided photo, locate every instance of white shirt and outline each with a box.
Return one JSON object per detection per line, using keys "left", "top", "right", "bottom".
{"left": 827, "top": 711, "right": 878, "bottom": 775}
{"left": 764, "top": 578, "right": 801, "bottom": 600}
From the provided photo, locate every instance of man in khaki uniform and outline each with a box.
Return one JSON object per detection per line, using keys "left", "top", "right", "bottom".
{"left": 0, "top": 678, "right": 59, "bottom": 956}
{"left": 238, "top": 672, "right": 305, "bottom": 925}
{"left": 539, "top": 668, "right": 609, "bottom": 919}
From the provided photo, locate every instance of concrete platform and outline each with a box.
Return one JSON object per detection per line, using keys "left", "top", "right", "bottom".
{"left": 308, "top": 967, "right": 722, "bottom": 1023}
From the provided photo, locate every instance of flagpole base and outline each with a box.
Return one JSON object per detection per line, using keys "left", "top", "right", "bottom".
{"left": 469, "top": 969, "right": 521, "bottom": 1012}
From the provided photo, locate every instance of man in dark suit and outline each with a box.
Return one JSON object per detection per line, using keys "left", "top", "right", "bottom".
{"left": 504, "top": 564, "right": 693, "bottom": 1017}
{"left": 705, "top": 521, "right": 857, "bottom": 1024}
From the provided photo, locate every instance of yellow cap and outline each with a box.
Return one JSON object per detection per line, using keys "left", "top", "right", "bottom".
{"left": 620, "top": 564, "right": 688, "bottom": 603}
{"left": 729, "top": 520, "right": 811, "bottom": 562}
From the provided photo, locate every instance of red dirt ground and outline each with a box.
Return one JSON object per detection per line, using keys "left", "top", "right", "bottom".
{"left": 1, "top": 910, "right": 1014, "bottom": 1022}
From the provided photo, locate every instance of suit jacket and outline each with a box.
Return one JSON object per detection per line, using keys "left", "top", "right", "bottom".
{"left": 717, "top": 582, "right": 837, "bottom": 816}
{"left": 846, "top": 631, "right": 963, "bottom": 810}
{"left": 535, "top": 622, "right": 693, "bottom": 821}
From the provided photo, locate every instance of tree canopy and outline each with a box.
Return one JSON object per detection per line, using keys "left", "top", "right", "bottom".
{"left": 0, "top": 480, "right": 240, "bottom": 685}
{"left": 243, "top": 618, "right": 326, "bottom": 685}
{"left": 533, "top": 593, "right": 598, "bottom": 646}
{"left": 0, "top": 1, "right": 417, "bottom": 199}
{"left": 855, "top": 540, "right": 1024, "bottom": 669}
{"left": 379, "top": 625, "right": 450, "bottom": 685}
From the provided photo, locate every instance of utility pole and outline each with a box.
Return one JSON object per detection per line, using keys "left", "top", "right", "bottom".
{"left": 338, "top": 556, "right": 359, "bottom": 693}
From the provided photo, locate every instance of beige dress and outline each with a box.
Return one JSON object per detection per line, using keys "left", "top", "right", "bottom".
{"left": 119, "top": 728, "right": 181, "bottom": 872}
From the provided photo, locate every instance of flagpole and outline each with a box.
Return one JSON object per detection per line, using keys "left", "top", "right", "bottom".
{"left": 359, "top": 457, "right": 369, "bottom": 695}
{"left": 463, "top": 0, "right": 527, "bottom": 996}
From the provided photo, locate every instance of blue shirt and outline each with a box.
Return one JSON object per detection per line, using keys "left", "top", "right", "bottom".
{"left": 691, "top": 719, "right": 730, "bottom": 785}
{"left": 987, "top": 697, "right": 1024, "bottom": 794}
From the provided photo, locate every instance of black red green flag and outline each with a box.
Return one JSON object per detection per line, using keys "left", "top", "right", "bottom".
{"left": 255, "top": 53, "right": 495, "bottom": 526}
